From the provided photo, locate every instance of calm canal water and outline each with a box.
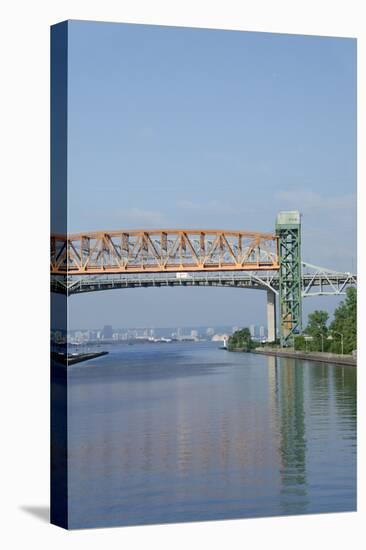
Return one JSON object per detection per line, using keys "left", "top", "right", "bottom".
{"left": 67, "top": 342, "right": 356, "bottom": 528}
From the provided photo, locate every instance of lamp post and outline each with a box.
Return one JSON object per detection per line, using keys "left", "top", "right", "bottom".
{"left": 316, "top": 323, "right": 325, "bottom": 353}
{"left": 318, "top": 332, "right": 324, "bottom": 352}
{"left": 333, "top": 331, "right": 344, "bottom": 355}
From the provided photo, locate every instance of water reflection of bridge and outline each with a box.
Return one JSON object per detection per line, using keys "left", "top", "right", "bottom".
{"left": 267, "top": 355, "right": 356, "bottom": 515}
{"left": 66, "top": 352, "right": 356, "bottom": 523}
{"left": 267, "top": 356, "right": 307, "bottom": 514}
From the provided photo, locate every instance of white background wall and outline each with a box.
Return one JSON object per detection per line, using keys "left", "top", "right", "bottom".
{"left": 1, "top": 1, "right": 365, "bottom": 548}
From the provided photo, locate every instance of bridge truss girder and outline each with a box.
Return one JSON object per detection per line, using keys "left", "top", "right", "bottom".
{"left": 51, "top": 263, "right": 356, "bottom": 298}
{"left": 50, "top": 229, "right": 279, "bottom": 275}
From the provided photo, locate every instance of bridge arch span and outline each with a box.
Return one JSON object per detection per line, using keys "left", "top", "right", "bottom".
{"left": 52, "top": 271, "right": 279, "bottom": 342}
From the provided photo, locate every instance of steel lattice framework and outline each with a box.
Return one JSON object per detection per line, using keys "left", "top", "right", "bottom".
{"left": 276, "top": 212, "right": 302, "bottom": 347}
{"left": 51, "top": 229, "right": 279, "bottom": 275}
{"left": 51, "top": 263, "right": 357, "bottom": 296}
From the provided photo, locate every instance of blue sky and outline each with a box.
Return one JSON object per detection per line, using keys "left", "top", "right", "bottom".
{"left": 66, "top": 20, "right": 356, "bottom": 329}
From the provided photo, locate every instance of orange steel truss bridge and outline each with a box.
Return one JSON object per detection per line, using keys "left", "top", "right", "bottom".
{"left": 51, "top": 218, "right": 357, "bottom": 346}
{"left": 51, "top": 229, "right": 279, "bottom": 275}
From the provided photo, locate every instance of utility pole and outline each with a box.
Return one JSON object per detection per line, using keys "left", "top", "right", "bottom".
{"left": 333, "top": 331, "right": 344, "bottom": 355}
{"left": 319, "top": 333, "right": 324, "bottom": 353}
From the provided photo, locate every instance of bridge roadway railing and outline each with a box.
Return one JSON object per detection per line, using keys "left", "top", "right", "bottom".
{"left": 51, "top": 262, "right": 356, "bottom": 297}
{"left": 52, "top": 270, "right": 276, "bottom": 294}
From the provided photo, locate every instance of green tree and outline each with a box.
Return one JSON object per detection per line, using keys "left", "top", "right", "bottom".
{"left": 294, "top": 335, "right": 306, "bottom": 351}
{"left": 329, "top": 287, "right": 357, "bottom": 354}
{"left": 228, "top": 328, "right": 255, "bottom": 352}
{"left": 304, "top": 310, "right": 329, "bottom": 352}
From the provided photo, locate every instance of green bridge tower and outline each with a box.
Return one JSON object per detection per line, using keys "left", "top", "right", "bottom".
{"left": 276, "top": 211, "right": 302, "bottom": 347}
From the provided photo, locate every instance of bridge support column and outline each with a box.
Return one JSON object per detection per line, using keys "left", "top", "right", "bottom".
{"left": 267, "top": 290, "right": 277, "bottom": 343}
{"left": 275, "top": 211, "right": 302, "bottom": 347}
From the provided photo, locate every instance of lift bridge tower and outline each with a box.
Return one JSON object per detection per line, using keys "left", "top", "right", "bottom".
{"left": 276, "top": 211, "right": 302, "bottom": 347}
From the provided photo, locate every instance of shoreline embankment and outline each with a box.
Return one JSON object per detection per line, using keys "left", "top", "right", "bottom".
{"left": 252, "top": 348, "right": 356, "bottom": 367}
{"left": 51, "top": 351, "right": 109, "bottom": 366}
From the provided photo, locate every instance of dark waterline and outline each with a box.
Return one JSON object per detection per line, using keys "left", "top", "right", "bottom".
{"left": 65, "top": 342, "right": 356, "bottom": 528}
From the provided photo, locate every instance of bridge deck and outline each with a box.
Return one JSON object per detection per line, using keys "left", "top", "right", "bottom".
{"left": 51, "top": 268, "right": 356, "bottom": 297}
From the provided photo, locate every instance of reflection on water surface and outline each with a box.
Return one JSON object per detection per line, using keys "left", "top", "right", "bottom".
{"left": 65, "top": 342, "right": 356, "bottom": 528}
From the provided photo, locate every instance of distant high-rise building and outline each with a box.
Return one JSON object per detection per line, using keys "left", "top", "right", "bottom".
{"left": 102, "top": 325, "right": 113, "bottom": 339}
{"left": 250, "top": 325, "right": 255, "bottom": 338}
{"left": 206, "top": 327, "right": 214, "bottom": 337}
{"left": 259, "top": 325, "right": 265, "bottom": 338}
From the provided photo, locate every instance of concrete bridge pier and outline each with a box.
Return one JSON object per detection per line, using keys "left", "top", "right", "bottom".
{"left": 267, "top": 290, "right": 277, "bottom": 343}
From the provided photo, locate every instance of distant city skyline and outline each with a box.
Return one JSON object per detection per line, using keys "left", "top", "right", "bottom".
{"left": 66, "top": 21, "right": 356, "bottom": 329}
{"left": 64, "top": 323, "right": 264, "bottom": 333}
{"left": 53, "top": 322, "right": 269, "bottom": 345}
